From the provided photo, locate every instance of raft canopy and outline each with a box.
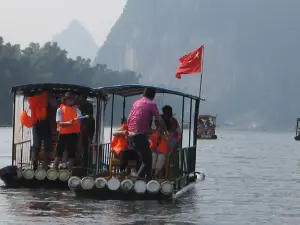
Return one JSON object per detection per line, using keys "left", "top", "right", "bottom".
{"left": 10, "top": 83, "right": 107, "bottom": 99}
{"left": 10, "top": 83, "right": 107, "bottom": 169}
{"left": 95, "top": 84, "right": 203, "bottom": 100}
{"left": 92, "top": 84, "right": 200, "bottom": 184}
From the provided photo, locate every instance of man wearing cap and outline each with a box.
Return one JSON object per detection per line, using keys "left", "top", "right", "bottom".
{"left": 54, "top": 92, "right": 82, "bottom": 171}
{"left": 127, "top": 87, "right": 168, "bottom": 181}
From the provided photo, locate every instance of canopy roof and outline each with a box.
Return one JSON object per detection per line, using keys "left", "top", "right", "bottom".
{"left": 199, "top": 115, "right": 217, "bottom": 119}
{"left": 10, "top": 83, "right": 105, "bottom": 98}
{"left": 96, "top": 84, "right": 202, "bottom": 100}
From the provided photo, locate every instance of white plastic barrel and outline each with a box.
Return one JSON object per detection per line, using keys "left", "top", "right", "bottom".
{"left": 23, "top": 168, "right": 34, "bottom": 180}
{"left": 133, "top": 180, "right": 147, "bottom": 194}
{"left": 107, "top": 178, "right": 120, "bottom": 191}
{"left": 34, "top": 168, "right": 47, "bottom": 180}
{"left": 146, "top": 180, "right": 161, "bottom": 194}
{"left": 47, "top": 168, "right": 58, "bottom": 180}
{"left": 160, "top": 181, "right": 174, "bottom": 195}
{"left": 81, "top": 177, "right": 95, "bottom": 190}
{"left": 58, "top": 169, "right": 70, "bottom": 181}
{"left": 95, "top": 177, "right": 107, "bottom": 189}
{"left": 68, "top": 176, "right": 81, "bottom": 188}
{"left": 120, "top": 179, "right": 134, "bottom": 192}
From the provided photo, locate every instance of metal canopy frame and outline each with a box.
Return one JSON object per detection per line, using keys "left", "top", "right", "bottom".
{"left": 97, "top": 84, "right": 201, "bottom": 148}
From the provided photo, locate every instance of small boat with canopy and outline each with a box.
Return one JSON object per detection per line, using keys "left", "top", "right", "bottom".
{"left": 294, "top": 118, "right": 300, "bottom": 140}
{"left": 68, "top": 84, "right": 205, "bottom": 200}
{"left": 0, "top": 83, "right": 107, "bottom": 189}
{"left": 197, "top": 115, "right": 217, "bottom": 139}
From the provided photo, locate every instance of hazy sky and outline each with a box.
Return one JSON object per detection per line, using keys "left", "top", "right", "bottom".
{"left": 0, "top": 0, "right": 127, "bottom": 47}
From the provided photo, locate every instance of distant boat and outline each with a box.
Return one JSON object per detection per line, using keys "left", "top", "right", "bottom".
{"left": 197, "top": 115, "right": 218, "bottom": 140}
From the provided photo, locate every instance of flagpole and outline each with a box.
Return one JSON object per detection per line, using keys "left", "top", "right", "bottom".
{"left": 198, "top": 45, "right": 204, "bottom": 101}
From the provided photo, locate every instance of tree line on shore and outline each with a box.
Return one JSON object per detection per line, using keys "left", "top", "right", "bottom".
{"left": 0, "top": 37, "right": 141, "bottom": 125}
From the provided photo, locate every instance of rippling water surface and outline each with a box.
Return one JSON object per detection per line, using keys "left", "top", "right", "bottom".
{"left": 0, "top": 128, "right": 299, "bottom": 224}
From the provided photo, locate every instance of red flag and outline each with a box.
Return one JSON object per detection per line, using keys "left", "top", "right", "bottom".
{"left": 176, "top": 46, "right": 204, "bottom": 79}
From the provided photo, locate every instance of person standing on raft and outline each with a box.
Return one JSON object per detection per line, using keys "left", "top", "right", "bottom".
{"left": 127, "top": 87, "right": 168, "bottom": 181}
{"left": 27, "top": 92, "right": 58, "bottom": 170}
{"left": 78, "top": 94, "right": 95, "bottom": 167}
{"left": 54, "top": 92, "right": 82, "bottom": 171}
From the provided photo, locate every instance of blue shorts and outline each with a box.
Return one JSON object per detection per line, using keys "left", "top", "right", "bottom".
{"left": 32, "top": 130, "right": 53, "bottom": 153}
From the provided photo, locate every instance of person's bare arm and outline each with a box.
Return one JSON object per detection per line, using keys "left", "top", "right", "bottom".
{"left": 151, "top": 104, "right": 168, "bottom": 136}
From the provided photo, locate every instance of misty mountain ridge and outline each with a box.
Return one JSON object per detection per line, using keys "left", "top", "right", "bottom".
{"left": 53, "top": 20, "right": 98, "bottom": 60}
{"left": 94, "top": 0, "right": 300, "bottom": 128}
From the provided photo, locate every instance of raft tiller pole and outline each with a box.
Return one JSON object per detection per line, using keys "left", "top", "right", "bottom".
{"left": 22, "top": 168, "right": 34, "bottom": 180}
{"left": 68, "top": 176, "right": 81, "bottom": 188}
{"left": 133, "top": 180, "right": 147, "bottom": 194}
{"left": 81, "top": 177, "right": 95, "bottom": 190}
{"left": 34, "top": 168, "right": 47, "bottom": 180}
{"left": 146, "top": 180, "right": 161, "bottom": 194}
{"left": 160, "top": 181, "right": 174, "bottom": 196}
{"left": 120, "top": 179, "right": 134, "bottom": 192}
{"left": 107, "top": 178, "right": 120, "bottom": 191}
{"left": 58, "top": 169, "right": 71, "bottom": 181}
{"left": 47, "top": 168, "right": 58, "bottom": 180}
{"left": 95, "top": 177, "right": 107, "bottom": 188}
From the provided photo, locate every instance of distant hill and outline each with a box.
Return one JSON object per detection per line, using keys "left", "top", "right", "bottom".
{"left": 53, "top": 20, "right": 98, "bottom": 59}
{"left": 94, "top": 0, "right": 300, "bottom": 128}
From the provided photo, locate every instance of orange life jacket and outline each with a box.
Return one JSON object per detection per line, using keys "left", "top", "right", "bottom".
{"left": 149, "top": 132, "right": 169, "bottom": 154}
{"left": 111, "top": 123, "right": 128, "bottom": 156}
{"left": 20, "top": 91, "right": 48, "bottom": 128}
{"left": 57, "top": 104, "right": 81, "bottom": 134}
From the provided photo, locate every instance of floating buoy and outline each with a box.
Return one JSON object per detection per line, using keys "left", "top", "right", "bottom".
{"left": 81, "top": 177, "right": 95, "bottom": 190}
{"left": 133, "top": 180, "right": 147, "bottom": 194}
{"left": 23, "top": 168, "right": 34, "bottom": 180}
{"left": 107, "top": 178, "right": 120, "bottom": 191}
{"left": 95, "top": 177, "right": 107, "bottom": 188}
{"left": 160, "top": 181, "right": 174, "bottom": 195}
{"left": 47, "top": 168, "right": 58, "bottom": 180}
{"left": 68, "top": 176, "right": 81, "bottom": 188}
{"left": 120, "top": 179, "right": 134, "bottom": 192}
{"left": 146, "top": 180, "right": 161, "bottom": 194}
{"left": 58, "top": 169, "right": 70, "bottom": 181}
{"left": 34, "top": 168, "right": 47, "bottom": 180}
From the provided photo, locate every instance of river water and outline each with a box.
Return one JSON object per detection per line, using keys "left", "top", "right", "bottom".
{"left": 0, "top": 128, "right": 299, "bottom": 224}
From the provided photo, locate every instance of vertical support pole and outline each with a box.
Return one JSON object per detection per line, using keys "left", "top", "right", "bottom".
{"left": 94, "top": 95, "right": 101, "bottom": 172}
{"left": 122, "top": 96, "right": 126, "bottom": 121}
{"left": 181, "top": 97, "right": 185, "bottom": 148}
{"left": 11, "top": 93, "right": 16, "bottom": 166}
{"left": 188, "top": 98, "right": 192, "bottom": 147}
{"left": 110, "top": 94, "right": 115, "bottom": 140}
{"left": 21, "top": 95, "right": 25, "bottom": 168}
{"left": 193, "top": 99, "right": 200, "bottom": 147}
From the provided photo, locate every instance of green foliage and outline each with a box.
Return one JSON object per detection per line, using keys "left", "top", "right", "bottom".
{"left": 0, "top": 37, "right": 141, "bottom": 125}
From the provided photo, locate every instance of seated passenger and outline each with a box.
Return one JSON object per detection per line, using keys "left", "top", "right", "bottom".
{"left": 162, "top": 105, "right": 181, "bottom": 150}
{"left": 111, "top": 118, "right": 141, "bottom": 179}
{"left": 150, "top": 117, "right": 171, "bottom": 178}
{"left": 54, "top": 92, "right": 82, "bottom": 171}
{"left": 111, "top": 118, "right": 128, "bottom": 156}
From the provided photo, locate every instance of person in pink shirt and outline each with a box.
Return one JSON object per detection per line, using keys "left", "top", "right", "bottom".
{"left": 127, "top": 87, "right": 168, "bottom": 181}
